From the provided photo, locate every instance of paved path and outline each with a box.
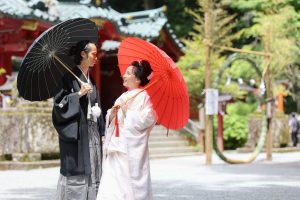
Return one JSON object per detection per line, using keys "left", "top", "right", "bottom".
{"left": 1, "top": 152, "right": 300, "bottom": 199}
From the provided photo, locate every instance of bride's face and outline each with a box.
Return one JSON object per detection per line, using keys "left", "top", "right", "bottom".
{"left": 123, "top": 66, "right": 141, "bottom": 90}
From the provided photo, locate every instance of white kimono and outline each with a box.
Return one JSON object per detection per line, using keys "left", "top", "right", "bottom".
{"left": 97, "top": 89, "right": 157, "bottom": 200}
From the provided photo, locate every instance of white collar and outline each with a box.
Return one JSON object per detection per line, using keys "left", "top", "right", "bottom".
{"left": 77, "top": 65, "right": 89, "bottom": 83}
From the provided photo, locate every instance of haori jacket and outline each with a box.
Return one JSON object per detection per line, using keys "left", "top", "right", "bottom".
{"left": 52, "top": 67, "right": 105, "bottom": 176}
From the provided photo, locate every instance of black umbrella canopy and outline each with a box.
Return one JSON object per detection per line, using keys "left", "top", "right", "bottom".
{"left": 17, "top": 18, "right": 98, "bottom": 101}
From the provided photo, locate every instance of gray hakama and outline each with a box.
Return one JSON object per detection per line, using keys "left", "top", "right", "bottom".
{"left": 56, "top": 120, "right": 102, "bottom": 200}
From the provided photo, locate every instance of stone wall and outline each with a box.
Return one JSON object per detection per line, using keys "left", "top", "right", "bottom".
{"left": 244, "top": 112, "right": 290, "bottom": 149}
{"left": 0, "top": 102, "right": 59, "bottom": 161}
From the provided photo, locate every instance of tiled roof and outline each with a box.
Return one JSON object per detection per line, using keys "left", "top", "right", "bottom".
{"left": 0, "top": 0, "right": 31, "bottom": 17}
{"left": 0, "top": 0, "right": 183, "bottom": 49}
{"left": 100, "top": 40, "right": 120, "bottom": 51}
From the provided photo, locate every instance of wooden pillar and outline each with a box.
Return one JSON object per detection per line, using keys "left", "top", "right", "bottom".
{"left": 204, "top": 0, "right": 213, "bottom": 165}
{"left": 264, "top": 26, "right": 273, "bottom": 161}
{"left": 266, "top": 63, "right": 273, "bottom": 161}
{"left": 199, "top": 104, "right": 205, "bottom": 153}
{"left": 217, "top": 111, "right": 224, "bottom": 151}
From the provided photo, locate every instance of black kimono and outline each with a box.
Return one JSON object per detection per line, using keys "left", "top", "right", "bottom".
{"left": 52, "top": 67, "right": 104, "bottom": 199}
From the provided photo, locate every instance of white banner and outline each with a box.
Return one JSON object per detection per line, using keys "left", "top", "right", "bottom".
{"left": 205, "top": 89, "right": 218, "bottom": 115}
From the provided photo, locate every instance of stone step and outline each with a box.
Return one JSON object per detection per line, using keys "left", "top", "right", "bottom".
{"left": 149, "top": 135, "right": 182, "bottom": 142}
{"left": 148, "top": 125, "right": 198, "bottom": 158}
{"left": 149, "top": 146, "right": 196, "bottom": 155}
{"left": 150, "top": 132, "right": 179, "bottom": 137}
{"left": 151, "top": 125, "right": 168, "bottom": 131}
{"left": 150, "top": 131, "right": 181, "bottom": 136}
{"left": 149, "top": 140, "right": 188, "bottom": 148}
{"left": 150, "top": 132, "right": 181, "bottom": 137}
{"left": 150, "top": 127, "right": 181, "bottom": 134}
{"left": 150, "top": 127, "right": 178, "bottom": 133}
{"left": 150, "top": 131, "right": 169, "bottom": 136}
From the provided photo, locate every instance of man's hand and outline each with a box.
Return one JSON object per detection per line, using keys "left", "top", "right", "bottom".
{"left": 78, "top": 82, "right": 93, "bottom": 97}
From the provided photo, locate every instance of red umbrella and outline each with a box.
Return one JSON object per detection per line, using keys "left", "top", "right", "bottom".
{"left": 118, "top": 37, "right": 189, "bottom": 130}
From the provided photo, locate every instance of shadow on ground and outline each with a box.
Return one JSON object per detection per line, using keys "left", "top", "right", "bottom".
{"left": 0, "top": 188, "right": 56, "bottom": 200}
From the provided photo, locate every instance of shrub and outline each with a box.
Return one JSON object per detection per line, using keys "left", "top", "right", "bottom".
{"left": 215, "top": 102, "right": 257, "bottom": 149}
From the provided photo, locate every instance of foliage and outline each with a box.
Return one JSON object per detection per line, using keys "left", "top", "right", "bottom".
{"left": 227, "top": 2, "right": 300, "bottom": 73}
{"left": 226, "top": 58, "right": 261, "bottom": 81}
{"left": 177, "top": 37, "right": 205, "bottom": 111}
{"left": 273, "top": 84, "right": 290, "bottom": 97}
{"left": 226, "top": 101, "right": 257, "bottom": 115}
{"left": 177, "top": 36, "right": 225, "bottom": 111}
{"left": 161, "top": 0, "right": 199, "bottom": 38}
{"left": 222, "top": 115, "right": 248, "bottom": 149}
{"left": 228, "top": 3, "right": 296, "bottom": 49}
{"left": 188, "top": 0, "right": 239, "bottom": 49}
{"left": 223, "top": 0, "right": 300, "bottom": 111}
{"left": 284, "top": 95, "right": 298, "bottom": 114}
{"left": 217, "top": 55, "right": 263, "bottom": 100}
{"left": 177, "top": 0, "right": 239, "bottom": 111}
{"left": 214, "top": 102, "right": 257, "bottom": 150}
{"left": 218, "top": 83, "right": 247, "bottom": 100}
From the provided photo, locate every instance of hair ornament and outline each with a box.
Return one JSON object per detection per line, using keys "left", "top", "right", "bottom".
{"left": 147, "top": 72, "right": 153, "bottom": 80}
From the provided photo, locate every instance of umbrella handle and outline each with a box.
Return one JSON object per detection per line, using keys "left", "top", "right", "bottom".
{"left": 53, "top": 55, "right": 85, "bottom": 85}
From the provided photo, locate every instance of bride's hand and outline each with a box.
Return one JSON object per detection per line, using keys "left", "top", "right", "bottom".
{"left": 109, "top": 99, "right": 127, "bottom": 123}
{"left": 108, "top": 108, "right": 116, "bottom": 124}
{"left": 119, "top": 100, "right": 128, "bottom": 116}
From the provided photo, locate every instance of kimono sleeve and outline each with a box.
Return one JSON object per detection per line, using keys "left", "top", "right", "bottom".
{"left": 125, "top": 94, "right": 156, "bottom": 132}
{"left": 52, "top": 89, "right": 81, "bottom": 142}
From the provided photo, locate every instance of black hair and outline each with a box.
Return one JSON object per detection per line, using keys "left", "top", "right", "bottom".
{"left": 69, "top": 40, "right": 93, "bottom": 65}
{"left": 131, "top": 60, "right": 153, "bottom": 86}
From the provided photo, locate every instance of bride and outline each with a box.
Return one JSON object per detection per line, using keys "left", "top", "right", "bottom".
{"left": 97, "top": 60, "right": 157, "bottom": 200}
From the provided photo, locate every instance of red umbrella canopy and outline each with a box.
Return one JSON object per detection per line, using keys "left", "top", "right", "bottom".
{"left": 118, "top": 37, "right": 189, "bottom": 130}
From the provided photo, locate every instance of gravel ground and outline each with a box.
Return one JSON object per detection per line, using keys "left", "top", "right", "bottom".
{"left": 1, "top": 152, "right": 300, "bottom": 200}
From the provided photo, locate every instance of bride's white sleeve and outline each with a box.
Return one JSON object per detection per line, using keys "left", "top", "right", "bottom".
{"left": 124, "top": 93, "right": 156, "bottom": 131}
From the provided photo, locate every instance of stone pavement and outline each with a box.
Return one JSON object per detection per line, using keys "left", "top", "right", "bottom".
{"left": 1, "top": 151, "right": 300, "bottom": 200}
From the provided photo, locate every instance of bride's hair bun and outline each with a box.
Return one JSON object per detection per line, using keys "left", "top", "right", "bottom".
{"left": 131, "top": 60, "right": 153, "bottom": 86}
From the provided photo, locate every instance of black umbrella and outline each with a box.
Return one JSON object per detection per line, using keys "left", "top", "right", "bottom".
{"left": 17, "top": 18, "right": 98, "bottom": 101}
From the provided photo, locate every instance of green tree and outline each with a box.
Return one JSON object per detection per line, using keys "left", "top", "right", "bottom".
{"left": 224, "top": 0, "right": 300, "bottom": 112}
{"left": 177, "top": 0, "right": 238, "bottom": 112}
